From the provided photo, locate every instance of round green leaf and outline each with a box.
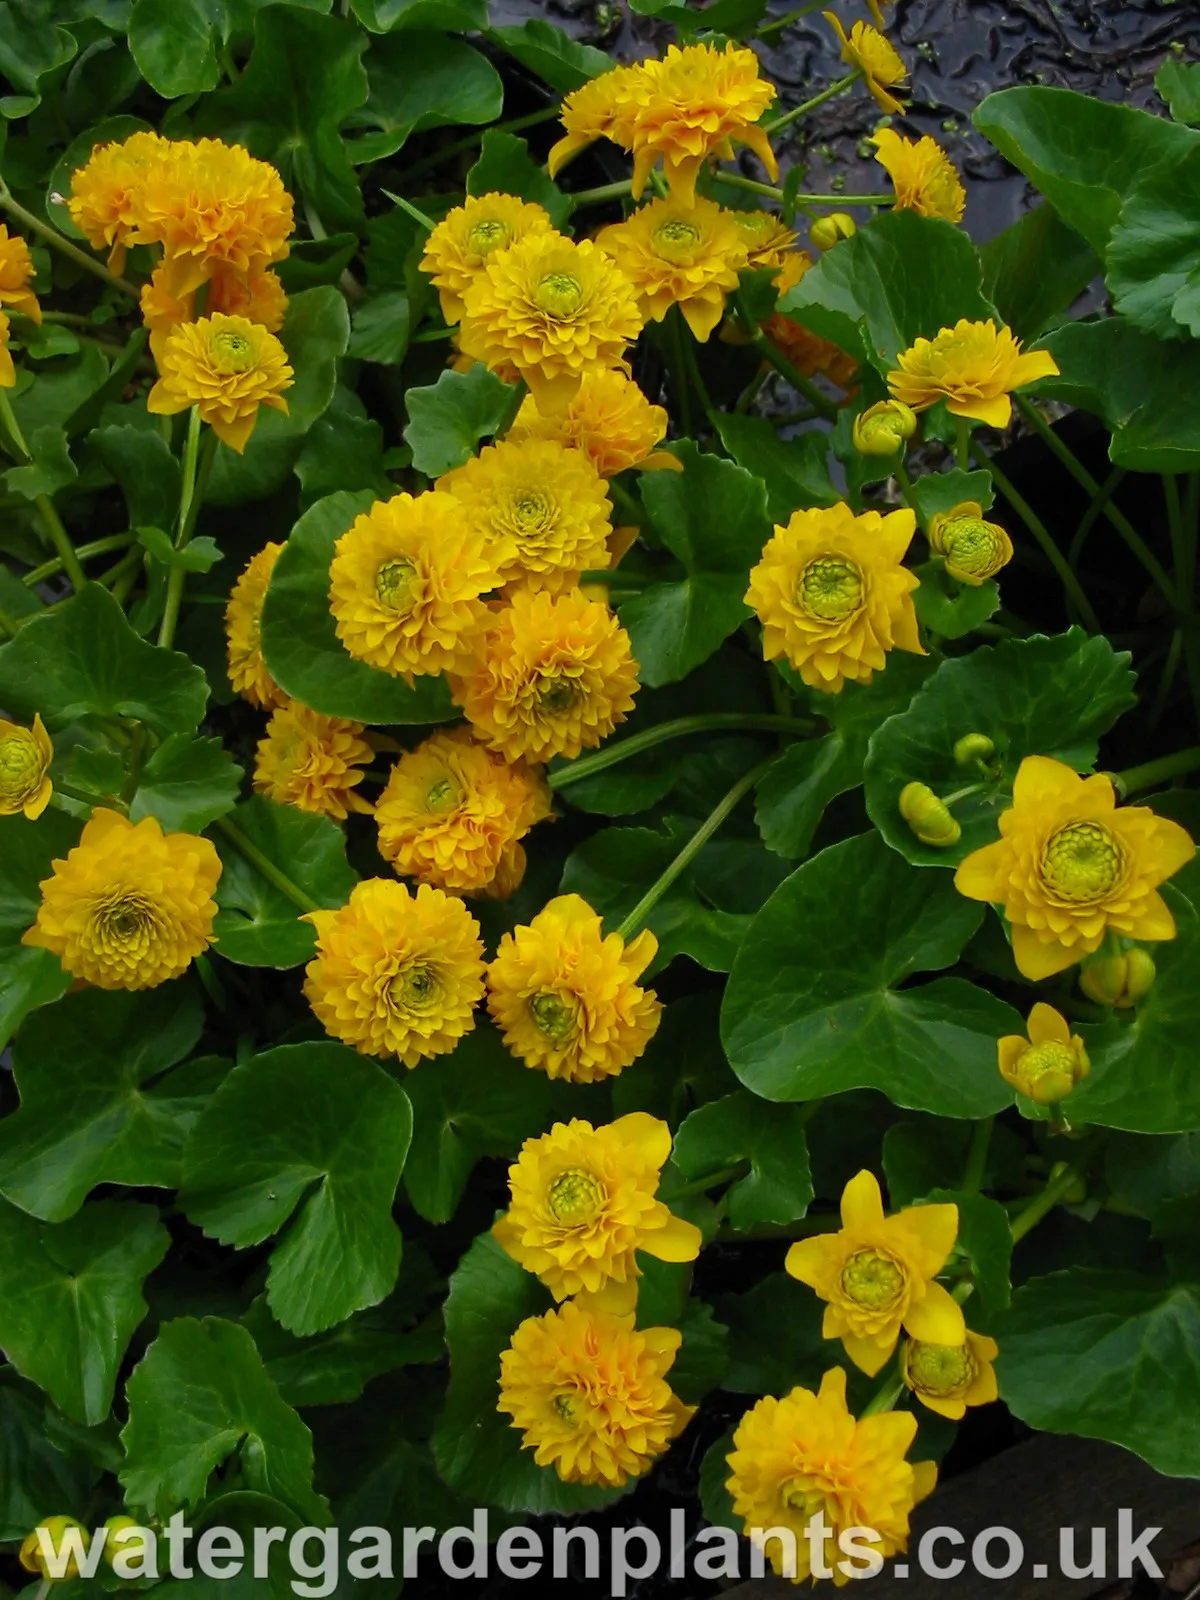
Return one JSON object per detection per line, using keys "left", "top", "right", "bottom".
{"left": 673, "top": 1091, "right": 814, "bottom": 1230}
{"left": 130, "top": 734, "right": 243, "bottom": 833}
{"left": 721, "top": 830, "right": 1020, "bottom": 1116}
{"left": 403, "top": 363, "right": 519, "bottom": 479}
{"left": 180, "top": 1042, "right": 413, "bottom": 1336}
{"left": 864, "top": 629, "right": 1137, "bottom": 868}
{"left": 129, "top": 0, "right": 222, "bottom": 96}
{"left": 465, "top": 130, "right": 571, "bottom": 230}
{"left": 261, "top": 491, "right": 456, "bottom": 724}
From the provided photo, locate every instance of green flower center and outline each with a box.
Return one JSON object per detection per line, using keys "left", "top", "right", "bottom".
{"left": 530, "top": 990, "right": 578, "bottom": 1041}
{"left": 547, "top": 1167, "right": 605, "bottom": 1224}
{"left": 653, "top": 218, "right": 702, "bottom": 258}
{"left": 941, "top": 517, "right": 1002, "bottom": 577}
{"left": 511, "top": 489, "right": 553, "bottom": 532}
{"left": 1020, "top": 1040, "right": 1079, "bottom": 1095}
{"left": 0, "top": 734, "right": 41, "bottom": 803}
{"left": 210, "top": 330, "right": 256, "bottom": 374}
{"left": 797, "top": 555, "right": 865, "bottom": 622}
{"left": 467, "top": 218, "right": 509, "bottom": 256}
{"left": 425, "top": 776, "right": 459, "bottom": 814}
{"left": 552, "top": 1392, "right": 578, "bottom": 1422}
{"left": 96, "top": 894, "right": 154, "bottom": 946}
{"left": 390, "top": 963, "right": 439, "bottom": 1011}
{"left": 535, "top": 272, "right": 584, "bottom": 318}
{"left": 907, "top": 1340, "right": 974, "bottom": 1396}
{"left": 841, "top": 1248, "right": 905, "bottom": 1309}
{"left": 538, "top": 678, "right": 577, "bottom": 714}
{"left": 375, "top": 558, "right": 417, "bottom": 611}
{"left": 1041, "top": 821, "right": 1124, "bottom": 903}
{"left": 782, "top": 1480, "right": 827, "bottom": 1518}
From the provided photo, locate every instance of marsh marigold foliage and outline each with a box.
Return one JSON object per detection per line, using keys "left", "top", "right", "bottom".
{"left": 146, "top": 313, "right": 293, "bottom": 453}
{"left": 303, "top": 879, "right": 485, "bottom": 1068}
{"left": 901, "top": 1330, "right": 999, "bottom": 1421}
{"left": 497, "top": 1300, "right": 694, "bottom": 1487}
{"left": 419, "top": 193, "right": 556, "bottom": 325}
{"left": 888, "top": 319, "right": 1059, "bottom": 428}
{"left": 598, "top": 196, "right": 749, "bottom": 342}
{"left": 493, "top": 1113, "right": 701, "bottom": 1305}
{"left": 785, "top": 1170, "right": 963, "bottom": 1375}
{"left": 253, "top": 702, "right": 374, "bottom": 822}
{"left": 726, "top": 1367, "right": 937, "bottom": 1585}
{"left": 954, "top": 755, "right": 1195, "bottom": 980}
{"left": 486, "top": 894, "right": 661, "bottom": 1082}
{"left": 872, "top": 129, "right": 965, "bottom": 222}
{"left": 746, "top": 503, "right": 924, "bottom": 694}
{"left": 374, "top": 726, "right": 551, "bottom": 896}
{"left": 0, "top": 714, "right": 53, "bottom": 819}
{"left": 23, "top": 809, "right": 221, "bottom": 990}
{"left": 506, "top": 366, "right": 677, "bottom": 477}
{"left": 762, "top": 251, "right": 860, "bottom": 391}
{"left": 225, "top": 541, "right": 286, "bottom": 710}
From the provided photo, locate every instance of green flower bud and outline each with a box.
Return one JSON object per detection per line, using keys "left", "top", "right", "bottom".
{"left": 928, "top": 501, "right": 1014, "bottom": 586}
{"left": 953, "top": 732, "right": 995, "bottom": 766}
{"left": 899, "top": 781, "right": 961, "bottom": 847}
{"left": 852, "top": 399, "right": 918, "bottom": 457}
{"left": 19, "top": 1518, "right": 88, "bottom": 1580}
{"left": 810, "top": 212, "right": 856, "bottom": 251}
{"left": 1079, "top": 948, "right": 1156, "bottom": 1009}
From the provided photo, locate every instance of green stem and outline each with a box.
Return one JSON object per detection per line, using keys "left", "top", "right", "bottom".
{"left": 1010, "top": 1140, "right": 1102, "bottom": 1245}
{"left": 667, "top": 308, "right": 696, "bottom": 440}
{"left": 669, "top": 1162, "right": 750, "bottom": 1202}
{"left": 718, "top": 172, "right": 891, "bottom": 206}
{"left": 23, "top": 533, "right": 134, "bottom": 586}
{"left": 1116, "top": 746, "right": 1200, "bottom": 796}
{"left": 568, "top": 179, "right": 632, "bottom": 209}
{"left": 0, "top": 180, "right": 140, "bottom": 298}
{"left": 757, "top": 0, "right": 829, "bottom": 36}
{"left": 1067, "top": 463, "right": 1124, "bottom": 569}
{"left": 615, "top": 757, "right": 774, "bottom": 941}
{"left": 404, "top": 107, "right": 560, "bottom": 184}
{"left": 55, "top": 777, "right": 125, "bottom": 811}
{"left": 549, "top": 713, "right": 813, "bottom": 790}
{"left": 119, "top": 724, "right": 148, "bottom": 805}
{"left": 971, "top": 442, "right": 1101, "bottom": 633}
{"left": 0, "top": 389, "right": 89, "bottom": 591}
{"left": 764, "top": 71, "right": 860, "bottom": 135}
{"left": 954, "top": 414, "right": 971, "bottom": 470}
{"left": 157, "top": 416, "right": 216, "bottom": 651}
{"left": 1148, "top": 630, "right": 1184, "bottom": 735}
{"left": 214, "top": 817, "right": 318, "bottom": 913}
{"left": 860, "top": 1364, "right": 906, "bottom": 1418}
{"left": 735, "top": 292, "right": 838, "bottom": 421}
{"left": 961, "top": 1117, "right": 993, "bottom": 1194}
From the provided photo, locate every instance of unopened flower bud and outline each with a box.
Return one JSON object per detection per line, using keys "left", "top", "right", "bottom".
{"left": 0, "top": 712, "right": 53, "bottom": 819}
{"left": 20, "top": 1518, "right": 88, "bottom": 1580}
{"left": 852, "top": 399, "right": 918, "bottom": 457}
{"left": 103, "top": 1516, "right": 147, "bottom": 1571}
{"left": 1080, "top": 948, "right": 1156, "bottom": 1009}
{"left": 954, "top": 732, "right": 995, "bottom": 767}
{"left": 998, "top": 1002, "right": 1090, "bottom": 1107}
{"left": 928, "top": 501, "right": 1014, "bottom": 586}
{"left": 899, "top": 781, "right": 961, "bottom": 847}
{"left": 810, "top": 212, "right": 856, "bottom": 251}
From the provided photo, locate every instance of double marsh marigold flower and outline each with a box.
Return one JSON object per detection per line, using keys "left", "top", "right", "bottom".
{"left": 486, "top": 894, "right": 661, "bottom": 1082}
{"left": 498, "top": 1300, "right": 694, "bottom": 1487}
{"left": 901, "top": 1329, "right": 999, "bottom": 1421}
{"left": 374, "top": 726, "right": 551, "bottom": 896}
{"left": 888, "top": 319, "right": 1059, "bottom": 429}
{"left": 0, "top": 223, "right": 41, "bottom": 323}
{"left": 419, "top": 193, "right": 556, "bottom": 324}
{"left": 438, "top": 437, "right": 613, "bottom": 593}
{"left": 785, "top": 1170, "right": 962, "bottom": 1376}
{"left": 507, "top": 366, "right": 677, "bottom": 477}
{"left": 997, "top": 1002, "right": 1090, "bottom": 1106}
{"left": 452, "top": 587, "right": 639, "bottom": 764}
{"left": 548, "top": 64, "right": 644, "bottom": 178}
{"left": 597, "top": 196, "right": 748, "bottom": 342}
{"left": 733, "top": 209, "right": 797, "bottom": 268}
{"left": 763, "top": 251, "right": 859, "bottom": 391}
{"left": 329, "top": 491, "right": 506, "bottom": 679}
{"left": 147, "top": 312, "right": 293, "bottom": 453}
{"left": 745, "top": 503, "right": 924, "bottom": 694}
{"left": 726, "top": 1367, "right": 936, "bottom": 1586}
{"left": 458, "top": 232, "right": 643, "bottom": 413}
{"left": 825, "top": 13, "right": 909, "bottom": 114}
{"left": 304, "top": 878, "right": 485, "bottom": 1067}
{"left": 872, "top": 129, "right": 965, "bottom": 223}
{"left": 142, "top": 260, "right": 287, "bottom": 363}
{"left": 0, "top": 714, "right": 53, "bottom": 819}
{"left": 23, "top": 809, "right": 221, "bottom": 990}
{"left": 253, "top": 702, "right": 374, "bottom": 822}
{"left": 493, "top": 1113, "right": 702, "bottom": 1305}
{"left": 226, "top": 541, "right": 286, "bottom": 710}
{"left": 67, "top": 130, "right": 170, "bottom": 273}
{"left": 954, "top": 755, "right": 1196, "bottom": 981}
{"left": 928, "top": 500, "right": 1013, "bottom": 585}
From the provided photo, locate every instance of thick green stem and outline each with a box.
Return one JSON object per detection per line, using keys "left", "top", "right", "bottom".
{"left": 1116, "top": 746, "right": 1200, "bottom": 796}
{"left": 23, "top": 533, "right": 134, "bottom": 586}
{"left": 214, "top": 818, "right": 317, "bottom": 913}
{"left": 615, "top": 757, "right": 774, "bottom": 941}
{"left": 669, "top": 1162, "right": 750, "bottom": 1202}
{"left": 764, "top": 71, "right": 860, "bottom": 135}
{"left": 860, "top": 1365, "right": 906, "bottom": 1418}
{"left": 757, "top": 0, "right": 829, "bottom": 36}
{"left": 954, "top": 414, "right": 971, "bottom": 470}
{"left": 549, "top": 713, "right": 813, "bottom": 790}
{"left": 961, "top": 1117, "right": 993, "bottom": 1194}
{"left": 1010, "top": 1140, "right": 1103, "bottom": 1245}
{"left": 568, "top": 179, "right": 633, "bottom": 209}
{"left": 157, "top": 416, "right": 216, "bottom": 650}
{"left": 735, "top": 292, "right": 839, "bottom": 421}
{"left": 1067, "top": 463, "right": 1124, "bottom": 568}
{"left": 0, "top": 181, "right": 139, "bottom": 298}
{"left": 0, "top": 389, "right": 89, "bottom": 591}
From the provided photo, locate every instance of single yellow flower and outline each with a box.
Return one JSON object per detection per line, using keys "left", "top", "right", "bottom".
{"left": 852, "top": 398, "right": 918, "bottom": 457}
{"left": 374, "top": 726, "right": 551, "bottom": 896}
{"left": 452, "top": 587, "right": 639, "bottom": 764}
{"left": 438, "top": 436, "right": 613, "bottom": 593}
{"left": 997, "top": 1001, "right": 1089, "bottom": 1105}
{"left": 0, "top": 713, "right": 53, "bottom": 819}
{"left": 824, "top": 13, "right": 909, "bottom": 114}
{"left": 0, "top": 223, "right": 40, "bottom": 324}
{"left": 597, "top": 195, "right": 749, "bottom": 342}
{"left": 67, "top": 129, "right": 172, "bottom": 273}
{"left": 901, "top": 1330, "right": 999, "bottom": 1421}
{"left": 146, "top": 312, "right": 293, "bottom": 454}
{"left": 631, "top": 41, "right": 778, "bottom": 205}
{"left": 548, "top": 63, "right": 646, "bottom": 178}
{"left": 497, "top": 1299, "right": 694, "bottom": 1487}
{"left": 253, "top": 701, "right": 374, "bottom": 822}
{"left": 0, "top": 310, "right": 14, "bottom": 388}
{"left": 732, "top": 209, "right": 797, "bottom": 268}
{"left": 20, "top": 1519, "right": 90, "bottom": 1580}
{"left": 928, "top": 500, "right": 1013, "bottom": 585}
{"left": 506, "top": 366, "right": 678, "bottom": 477}
{"left": 493, "top": 1113, "right": 701, "bottom": 1305}
{"left": 328, "top": 490, "right": 506, "bottom": 680}
{"left": 954, "top": 755, "right": 1196, "bottom": 981}
{"left": 419, "top": 193, "right": 557, "bottom": 325}
{"left": 225, "top": 541, "right": 287, "bottom": 710}
{"left": 872, "top": 129, "right": 965, "bottom": 223}
{"left": 1079, "top": 947, "right": 1156, "bottom": 1009}
{"left": 303, "top": 878, "right": 485, "bottom": 1067}
{"left": 785, "top": 1170, "right": 962, "bottom": 1376}
{"left": 888, "top": 318, "right": 1059, "bottom": 429}
{"left": 458, "top": 232, "right": 643, "bottom": 413}
{"left": 22, "top": 809, "right": 221, "bottom": 991}
{"left": 487, "top": 893, "right": 661, "bottom": 1082}
{"left": 762, "top": 251, "right": 859, "bottom": 391}
{"left": 745, "top": 502, "right": 924, "bottom": 694}
{"left": 142, "top": 261, "right": 287, "bottom": 363}
{"left": 726, "top": 1367, "right": 937, "bottom": 1586}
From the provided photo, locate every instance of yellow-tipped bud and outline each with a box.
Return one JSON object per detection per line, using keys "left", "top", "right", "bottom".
{"left": 953, "top": 732, "right": 995, "bottom": 766}
{"left": 852, "top": 399, "right": 918, "bottom": 457}
{"left": 103, "top": 1516, "right": 149, "bottom": 1571}
{"left": 810, "top": 212, "right": 856, "bottom": 251}
{"left": 998, "top": 1002, "right": 1090, "bottom": 1107}
{"left": 19, "top": 1518, "right": 88, "bottom": 1580}
{"left": 899, "top": 781, "right": 961, "bottom": 847}
{"left": 1079, "top": 949, "right": 1156, "bottom": 1009}
{"left": 928, "top": 501, "right": 1014, "bottom": 586}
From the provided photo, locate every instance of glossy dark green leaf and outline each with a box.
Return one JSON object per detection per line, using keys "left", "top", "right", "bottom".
{"left": 212, "top": 796, "right": 357, "bottom": 968}
{"left": 121, "top": 1317, "right": 329, "bottom": 1521}
{"left": 673, "top": 1091, "right": 813, "bottom": 1229}
{"left": 136, "top": 525, "right": 221, "bottom": 573}
{"left": 275, "top": 232, "right": 359, "bottom": 292}
{"left": 0, "top": 583, "right": 208, "bottom": 734}
{"left": 351, "top": 32, "right": 502, "bottom": 164}
{"left": 488, "top": 19, "right": 612, "bottom": 94}
{"left": 0, "top": 1198, "right": 168, "bottom": 1424}
{"left": 466, "top": 130, "right": 572, "bottom": 231}
{"left": 0, "top": 807, "right": 76, "bottom": 1050}
{"left": 721, "top": 831, "right": 1020, "bottom": 1116}
{"left": 620, "top": 443, "right": 771, "bottom": 687}
{"left": 9, "top": 343, "right": 108, "bottom": 439}
{"left": 346, "top": 290, "right": 410, "bottom": 363}
{"left": 3, "top": 425, "right": 76, "bottom": 501}
{"left": 864, "top": 629, "right": 1137, "bottom": 869}
{"left": 1107, "top": 145, "right": 1200, "bottom": 339}
{"left": 294, "top": 399, "right": 393, "bottom": 505}
{"left": 910, "top": 466, "right": 994, "bottom": 524}
{"left": 404, "top": 362, "right": 519, "bottom": 478}
{"left": 1157, "top": 57, "right": 1200, "bottom": 126}
{"left": 926, "top": 1186, "right": 1012, "bottom": 1312}
{"left": 128, "top": 0, "right": 221, "bottom": 95}
{"left": 611, "top": 992, "right": 739, "bottom": 1126}
{"left": 130, "top": 734, "right": 243, "bottom": 833}
{"left": 980, "top": 202, "right": 1100, "bottom": 340}
{"left": 0, "top": 0, "right": 78, "bottom": 117}
{"left": 90, "top": 423, "right": 181, "bottom": 530}
{"left": 181, "top": 1042, "right": 413, "bottom": 1335}
{"left": 912, "top": 561, "right": 1000, "bottom": 641}
{"left": 669, "top": 1299, "right": 729, "bottom": 1406}
{"left": 714, "top": 1272, "right": 846, "bottom": 1396}
{"left": 260, "top": 490, "right": 456, "bottom": 723}
{"left": 712, "top": 413, "right": 838, "bottom": 525}
{"left": 0, "top": 1373, "right": 99, "bottom": 1540}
